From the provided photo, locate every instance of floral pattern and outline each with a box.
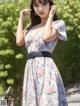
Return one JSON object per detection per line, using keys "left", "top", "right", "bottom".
{"left": 22, "top": 20, "right": 68, "bottom": 106}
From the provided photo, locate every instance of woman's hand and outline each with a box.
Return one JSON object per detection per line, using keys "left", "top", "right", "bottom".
{"left": 20, "top": 9, "right": 31, "bottom": 21}
{"left": 49, "top": 5, "right": 56, "bottom": 17}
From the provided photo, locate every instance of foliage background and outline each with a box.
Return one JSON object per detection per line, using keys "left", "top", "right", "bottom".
{"left": 0, "top": 0, "right": 80, "bottom": 105}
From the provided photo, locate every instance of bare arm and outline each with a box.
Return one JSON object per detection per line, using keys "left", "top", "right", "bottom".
{"left": 16, "top": 15, "right": 25, "bottom": 46}
{"left": 42, "top": 5, "right": 59, "bottom": 42}
{"left": 16, "top": 9, "right": 30, "bottom": 46}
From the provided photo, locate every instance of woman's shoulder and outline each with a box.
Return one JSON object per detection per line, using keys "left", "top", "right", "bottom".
{"left": 23, "top": 24, "right": 32, "bottom": 36}
{"left": 52, "top": 20, "right": 66, "bottom": 28}
{"left": 53, "top": 19, "right": 65, "bottom": 24}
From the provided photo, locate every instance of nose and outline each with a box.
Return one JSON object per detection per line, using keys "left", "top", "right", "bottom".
{"left": 38, "top": 6, "right": 43, "bottom": 11}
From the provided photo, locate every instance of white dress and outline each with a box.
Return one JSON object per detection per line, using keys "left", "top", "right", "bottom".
{"left": 22, "top": 20, "right": 68, "bottom": 106}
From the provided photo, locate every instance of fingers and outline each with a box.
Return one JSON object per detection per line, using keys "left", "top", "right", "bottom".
{"left": 49, "top": 5, "right": 56, "bottom": 16}
{"left": 20, "top": 9, "right": 31, "bottom": 16}
{"left": 51, "top": 5, "right": 56, "bottom": 11}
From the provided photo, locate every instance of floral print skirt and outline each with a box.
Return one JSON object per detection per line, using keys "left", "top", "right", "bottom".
{"left": 22, "top": 57, "right": 68, "bottom": 106}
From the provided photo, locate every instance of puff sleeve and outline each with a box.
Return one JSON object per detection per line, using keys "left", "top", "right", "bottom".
{"left": 52, "top": 20, "right": 67, "bottom": 41}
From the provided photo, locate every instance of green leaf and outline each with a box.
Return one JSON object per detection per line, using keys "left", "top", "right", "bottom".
{"left": 7, "top": 79, "right": 14, "bottom": 85}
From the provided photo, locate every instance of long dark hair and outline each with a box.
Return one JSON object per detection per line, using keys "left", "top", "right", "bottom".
{"left": 27, "top": 0, "right": 59, "bottom": 30}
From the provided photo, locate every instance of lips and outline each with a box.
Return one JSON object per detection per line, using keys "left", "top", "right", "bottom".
{"left": 39, "top": 12, "right": 44, "bottom": 14}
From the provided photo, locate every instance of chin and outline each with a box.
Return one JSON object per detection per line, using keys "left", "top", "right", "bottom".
{"left": 39, "top": 14, "right": 48, "bottom": 19}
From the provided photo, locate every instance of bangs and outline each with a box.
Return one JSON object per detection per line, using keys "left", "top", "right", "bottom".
{"left": 32, "top": 0, "right": 49, "bottom": 4}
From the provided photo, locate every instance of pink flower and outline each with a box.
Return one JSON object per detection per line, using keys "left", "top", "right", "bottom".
{"left": 47, "top": 86, "right": 56, "bottom": 94}
{"left": 37, "top": 69, "right": 45, "bottom": 77}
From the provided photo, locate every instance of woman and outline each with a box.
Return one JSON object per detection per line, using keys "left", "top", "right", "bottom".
{"left": 16, "top": 0, "right": 68, "bottom": 106}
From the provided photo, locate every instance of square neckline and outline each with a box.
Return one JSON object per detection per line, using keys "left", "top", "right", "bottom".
{"left": 26, "top": 26, "right": 45, "bottom": 39}
{"left": 25, "top": 20, "right": 62, "bottom": 39}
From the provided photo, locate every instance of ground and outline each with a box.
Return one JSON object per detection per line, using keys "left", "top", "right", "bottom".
{"left": 66, "top": 84, "right": 80, "bottom": 106}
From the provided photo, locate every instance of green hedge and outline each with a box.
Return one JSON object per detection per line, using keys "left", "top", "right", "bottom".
{"left": 54, "top": 0, "right": 80, "bottom": 85}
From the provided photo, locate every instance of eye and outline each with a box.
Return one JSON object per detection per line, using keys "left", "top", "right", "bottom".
{"left": 34, "top": 4, "right": 39, "bottom": 7}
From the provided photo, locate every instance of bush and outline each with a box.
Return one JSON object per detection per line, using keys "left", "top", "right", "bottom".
{"left": 0, "top": 2, "right": 27, "bottom": 105}
{"left": 53, "top": 0, "right": 80, "bottom": 85}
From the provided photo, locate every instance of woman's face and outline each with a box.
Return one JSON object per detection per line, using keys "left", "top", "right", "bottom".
{"left": 33, "top": 0, "right": 50, "bottom": 19}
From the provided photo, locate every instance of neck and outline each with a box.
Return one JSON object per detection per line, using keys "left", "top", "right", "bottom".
{"left": 40, "top": 15, "right": 49, "bottom": 26}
